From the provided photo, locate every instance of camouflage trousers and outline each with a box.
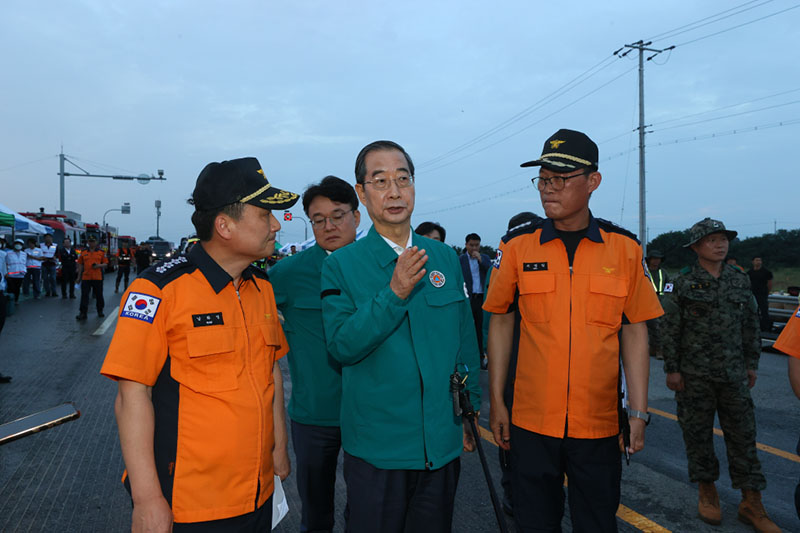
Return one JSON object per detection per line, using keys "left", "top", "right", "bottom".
{"left": 646, "top": 317, "right": 662, "bottom": 358}
{"left": 675, "top": 374, "right": 766, "bottom": 490}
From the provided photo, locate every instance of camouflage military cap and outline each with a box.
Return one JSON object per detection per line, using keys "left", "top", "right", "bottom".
{"left": 646, "top": 249, "right": 665, "bottom": 259}
{"left": 684, "top": 217, "right": 738, "bottom": 247}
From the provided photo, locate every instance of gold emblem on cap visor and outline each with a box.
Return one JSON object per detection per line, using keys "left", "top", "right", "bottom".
{"left": 257, "top": 169, "right": 268, "bottom": 181}
{"left": 549, "top": 139, "right": 566, "bottom": 149}
{"left": 259, "top": 190, "right": 299, "bottom": 205}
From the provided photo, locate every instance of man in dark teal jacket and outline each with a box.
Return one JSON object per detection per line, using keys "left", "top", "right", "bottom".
{"left": 270, "top": 176, "right": 361, "bottom": 533}
{"left": 321, "top": 140, "right": 481, "bottom": 533}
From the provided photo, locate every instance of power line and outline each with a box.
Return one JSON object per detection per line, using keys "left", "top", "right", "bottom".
{"left": 416, "top": 184, "right": 532, "bottom": 217}
{"left": 421, "top": 65, "right": 637, "bottom": 175}
{"left": 646, "top": 0, "right": 775, "bottom": 43}
{"left": 0, "top": 155, "right": 57, "bottom": 173}
{"left": 415, "top": 170, "right": 528, "bottom": 208}
{"left": 654, "top": 99, "right": 800, "bottom": 132}
{"left": 675, "top": 3, "right": 800, "bottom": 47}
{"left": 67, "top": 155, "right": 141, "bottom": 176}
{"left": 417, "top": 56, "right": 620, "bottom": 168}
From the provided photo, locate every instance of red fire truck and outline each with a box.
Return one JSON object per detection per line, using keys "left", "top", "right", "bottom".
{"left": 19, "top": 211, "right": 85, "bottom": 246}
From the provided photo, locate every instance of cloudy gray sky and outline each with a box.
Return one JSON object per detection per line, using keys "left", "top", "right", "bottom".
{"left": 1, "top": 0, "right": 798, "bottom": 248}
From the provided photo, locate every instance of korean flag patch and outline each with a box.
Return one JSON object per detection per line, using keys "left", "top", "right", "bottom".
{"left": 493, "top": 249, "right": 503, "bottom": 269}
{"left": 663, "top": 282, "right": 674, "bottom": 293}
{"left": 120, "top": 292, "right": 162, "bottom": 324}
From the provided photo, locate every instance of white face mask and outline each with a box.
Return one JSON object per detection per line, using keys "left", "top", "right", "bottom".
{"left": 14, "top": 244, "right": 22, "bottom": 251}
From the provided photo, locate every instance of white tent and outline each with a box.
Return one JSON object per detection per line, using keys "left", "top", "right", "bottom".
{"left": 0, "top": 201, "right": 54, "bottom": 235}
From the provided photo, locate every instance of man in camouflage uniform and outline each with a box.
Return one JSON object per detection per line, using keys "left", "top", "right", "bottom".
{"left": 661, "top": 218, "right": 779, "bottom": 532}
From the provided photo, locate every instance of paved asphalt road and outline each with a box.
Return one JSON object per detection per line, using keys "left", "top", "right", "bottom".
{"left": 0, "top": 277, "right": 798, "bottom": 532}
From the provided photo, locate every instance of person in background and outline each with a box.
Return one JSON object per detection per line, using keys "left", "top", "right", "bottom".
{"left": 4, "top": 239, "right": 26, "bottom": 303}
{"left": 645, "top": 249, "right": 670, "bottom": 360}
{"left": 75, "top": 236, "right": 108, "bottom": 320}
{"left": 414, "top": 221, "right": 446, "bottom": 242}
{"left": 270, "top": 175, "right": 361, "bottom": 533}
{"left": 115, "top": 240, "right": 133, "bottom": 293}
{"left": 134, "top": 242, "right": 151, "bottom": 275}
{"left": 23, "top": 237, "right": 42, "bottom": 299}
{"left": 725, "top": 256, "right": 746, "bottom": 273}
{"left": 40, "top": 233, "right": 58, "bottom": 297}
{"left": 661, "top": 218, "right": 778, "bottom": 532}
{"left": 58, "top": 237, "right": 79, "bottom": 299}
{"left": 0, "top": 236, "right": 9, "bottom": 383}
{"left": 747, "top": 256, "right": 773, "bottom": 333}
{"left": 460, "top": 232, "right": 491, "bottom": 368}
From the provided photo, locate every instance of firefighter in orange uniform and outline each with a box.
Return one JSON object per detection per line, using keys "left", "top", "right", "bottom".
{"left": 75, "top": 235, "right": 108, "bottom": 320}
{"left": 101, "top": 157, "right": 299, "bottom": 532}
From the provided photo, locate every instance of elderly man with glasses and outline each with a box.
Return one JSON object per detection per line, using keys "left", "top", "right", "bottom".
{"left": 485, "top": 129, "right": 663, "bottom": 532}
{"left": 319, "top": 140, "right": 481, "bottom": 532}
{"left": 269, "top": 175, "right": 361, "bottom": 533}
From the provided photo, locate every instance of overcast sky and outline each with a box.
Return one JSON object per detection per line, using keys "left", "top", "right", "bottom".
{"left": 1, "top": 1, "right": 798, "bottom": 248}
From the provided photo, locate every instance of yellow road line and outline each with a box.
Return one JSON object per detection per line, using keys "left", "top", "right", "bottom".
{"left": 649, "top": 407, "right": 800, "bottom": 464}
{"left": 476, "top": 423, "right": 671, "bottom": 532}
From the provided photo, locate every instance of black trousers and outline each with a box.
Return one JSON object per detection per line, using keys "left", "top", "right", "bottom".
{"left": 291, "top": 420, "right": 342, "bottom": 533}
{"left": 469, "top": 293, "right": 484, "bottom": 354}
{"left": 60, "top": 268, "right": 76, "bottom": 297}
{"left": 510, "top": 425, "right": 621, "bottom": 533}
{"left": 79, "top": 280, "right": 104, "bottom": 314}
{"left": 6, "top": 278, "right": 22, "bottom": 302}
{"left": 116, "top": 266, "right": 130, "bottom": 290}
{"left": 343, "top": 452, "right": 459, "bottom": 533}
{"left": 172, "top": 495, "right": 273, "bottom": 532}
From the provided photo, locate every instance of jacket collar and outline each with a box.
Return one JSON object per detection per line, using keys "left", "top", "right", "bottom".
{"left": 190, "top": 243, "right": 257, "bottom": 294}
{"left": 540, "top": 211, "right": 603, "bottom": 245}
{"left": 366, "top": 226, "right": 408, "bottom": 268}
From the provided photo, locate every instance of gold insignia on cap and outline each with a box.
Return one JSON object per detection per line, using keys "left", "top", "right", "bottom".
{"left": 257, "top": 169, "right": 268, "bottom": 181}
{"left": 240, "top": 183, "right": 272, "bottom": 203}
{"left": 259, "top": 190, "right": 299, "bottom": 205}
{"left": 549, "top": 139, "right": 566, "bottom": 149}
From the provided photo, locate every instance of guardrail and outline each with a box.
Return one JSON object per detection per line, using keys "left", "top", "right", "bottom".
{"left": 769, "top": 293, "right": 798, "bottom": 324}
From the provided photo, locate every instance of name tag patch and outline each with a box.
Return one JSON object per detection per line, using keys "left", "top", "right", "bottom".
{"left": 523, "top": 262, "right": 548, "bottom": 272}
{"left": 192, "top": 312, "right": 224, "bottom": 327}
{"left": 120, "top": 292, "right": 162, "bottom": 323}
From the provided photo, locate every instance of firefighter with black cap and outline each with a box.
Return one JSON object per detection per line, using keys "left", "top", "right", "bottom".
{"left": 101, "top": 157, "right": 298, "bottom": 531}
{"left": 485, "top": 128, "right": 663, "bottom": 532}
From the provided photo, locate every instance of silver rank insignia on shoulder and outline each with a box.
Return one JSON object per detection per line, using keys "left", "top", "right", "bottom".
{"left": 429, "top": 270, "right": 446, "bottom": 288}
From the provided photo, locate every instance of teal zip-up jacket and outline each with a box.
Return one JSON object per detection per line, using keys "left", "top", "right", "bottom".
{"left": 320, "top": 226, "right": 481, "bottom": 470}
{"left": 270, "top": 244, "right": 342, "bottom": 426}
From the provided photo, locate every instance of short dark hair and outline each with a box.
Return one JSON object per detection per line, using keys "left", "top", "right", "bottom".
{"left": 302, "top": 175, "right": 359, "bottom": 216}
{"left": 507, "top": 211, "right": 542, "bottom": 231}
{"left": 465, "top": 233, "right": 481, "bottom": 244}
{"left": 189, "top": 202, "right": 246, "bottom": 242}
{"left": 26, "top": 237, "right": 37, "bottom": 244}
{"left": 354, "top": 140, "right": 415, "bottom": 184}
{"left": 415, "top": 221, "right": 446, "bottom": 242}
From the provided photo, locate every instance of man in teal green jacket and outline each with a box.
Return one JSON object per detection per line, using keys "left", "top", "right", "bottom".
{"left": 270, "top": 176, "right": 361, "bottom": 533}
{"left": 321, "top": 140, "right": 481, "bottom": 533}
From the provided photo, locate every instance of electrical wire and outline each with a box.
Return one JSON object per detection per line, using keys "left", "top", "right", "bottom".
{"left": 0, "top": 155, "right": 57, "bottom": 173}
{"left": 67, "top": 155, "right": 141, "bottom": 176}
{"left": 646, "top": 0, "right": 775, "bottom": 43}
{"left": 653, "top": 99, "right": 800, "bottom": 132}
{"left": 417, "top": 56, "right": 620, "bottom": 168}
{"left": 675, "top": 3, "right": 800, "bottom": 47}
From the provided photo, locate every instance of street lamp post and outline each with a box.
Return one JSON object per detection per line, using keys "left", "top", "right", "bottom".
{"left": 103, "top": 202, "right": 131, "bottom": 233}
{"left": 155, "top": 200, "right": 162, "bottom": 239}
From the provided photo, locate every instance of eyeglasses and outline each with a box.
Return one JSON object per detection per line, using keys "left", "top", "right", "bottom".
{"left": 363, "top": 175, "right": 415, "bottom": 190}
{"left": 310, "top": 209, "right": 353, "bottom": 227}
{"left": 531, "top": 171, "right": 587, "bottom": 191}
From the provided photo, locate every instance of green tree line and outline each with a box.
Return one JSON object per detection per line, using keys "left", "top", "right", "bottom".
{"left": 648, "top": 228, "right": 800, "bottom": 270}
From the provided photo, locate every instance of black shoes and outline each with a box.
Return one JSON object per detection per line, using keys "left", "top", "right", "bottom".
{"left": 98, "top": 311, "right": 105, "bottom": 317}
{"left": 0, "top": 374, "right": 12, "bottom": 384}
{"left": 75, "top": 313, "right": 87, "bottom": 321}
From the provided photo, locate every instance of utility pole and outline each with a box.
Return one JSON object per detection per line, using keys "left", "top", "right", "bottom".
{"left": 58, "top": 148, "right": 165, "bottom": 211}
{"left": 614, "top": 41, "right": 674, "bottom": 257}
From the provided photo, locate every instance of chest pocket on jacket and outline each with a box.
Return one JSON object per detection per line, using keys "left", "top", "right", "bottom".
{"left": 281, "top": 297, "right": 320, "bottom": 333}
{"left": 586, "top": 275, "right": 627, "bottom": 328}
{"left": 518, "top": 273, "right": 555, "bottom": 324}
{"left": 683, "top": 289, "right": 715, "bottom": 320}
{"left": 175, "top": 328, "right": 240, "bottom": 393}
{"left": 259, "top": 323, "right": 283, "bottom": 382}
{"left": 424, "top": 289, "right": 465, "bottom": 321}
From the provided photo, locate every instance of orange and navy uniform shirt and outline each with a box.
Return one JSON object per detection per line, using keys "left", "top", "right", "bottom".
{"left": 77, "top": 249, "right": 108, "bottom": 280}
{"left": 775, "top": 304, "right": 800, "bottom": 359}
{"left": 100, "top": 244, "right": 288, "bottom": 524}
{"left": 483, "top": 215, "right": 663, "bottom": 440}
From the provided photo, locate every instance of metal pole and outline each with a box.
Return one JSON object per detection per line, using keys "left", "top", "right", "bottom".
{"left": 638, "top": 42, "right": 647, "bottom": 257}
{"left": 59, "top": 150, "right": 66, "bottom": 211}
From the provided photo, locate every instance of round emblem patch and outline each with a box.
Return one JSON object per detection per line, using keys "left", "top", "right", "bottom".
{"left": 429, "top": 270, "right": 446, "bottom": 288}
{"left": 135, "top": 299, "right": 148, "bottom": 310}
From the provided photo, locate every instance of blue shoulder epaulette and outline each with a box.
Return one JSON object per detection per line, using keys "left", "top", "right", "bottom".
{"left": 502, "top": 218, "right": 543, "bottom": 244}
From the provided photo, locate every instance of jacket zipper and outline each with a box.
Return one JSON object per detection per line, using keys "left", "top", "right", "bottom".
{"left": 236, "top": 285, "right": 264, "bottom": 510}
